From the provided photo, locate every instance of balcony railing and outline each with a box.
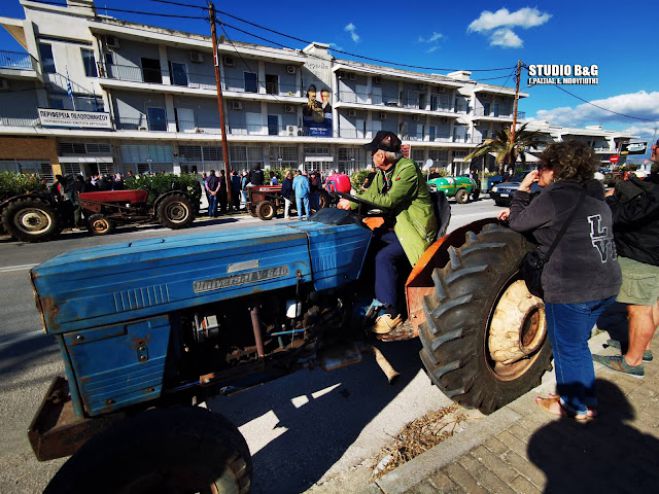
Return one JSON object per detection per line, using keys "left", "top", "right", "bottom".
{"left": 229, "top": 124, "right": 289, "bottom": 136}
{"left": 473, "top": 107, "right": 525, "bottom": 119}
{"left": 222, "top": 77, "right": 300, "bottom": 97}
{"left": 103, "top": 63, "right": 216, "bottom": 90}
{"left": 0, "top": 50, "right": 35, "bottom": 71}
{"left": 0, "top": 116, "right": 39, "bottom": 127}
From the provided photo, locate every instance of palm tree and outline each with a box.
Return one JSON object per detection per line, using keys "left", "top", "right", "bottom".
{"left": 465, "top": 123, "right": 545, "bottom": 175}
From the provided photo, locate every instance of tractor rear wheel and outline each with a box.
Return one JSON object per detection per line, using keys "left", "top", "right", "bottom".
{"left": 157, "top": 193, "right": 195, "bottom": 229}
{"left": 255, "top": 200, "right": 275, "bottom": 220}
{"left": 454, "top": 188, "right": 469, "bottom": 204}
{"left": 44, "top": 406, "right": 252, "bottom": 494}
{"left": 87, "top": 214, "right": 115, "bottom": 235}
{"left": 418, "top": 223, "right": 552, "bottom": 414}
{"left": 1, "top": 197, "right": 61, "bottom": 242}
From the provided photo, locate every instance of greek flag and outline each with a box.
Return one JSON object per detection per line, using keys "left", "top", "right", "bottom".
{"left": 66, "top": 67, "right": 76, "bottom": 111}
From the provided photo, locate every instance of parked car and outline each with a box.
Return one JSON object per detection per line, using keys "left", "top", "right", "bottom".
{"left": 489, "top": 174, "right": 540, "bottom": 207}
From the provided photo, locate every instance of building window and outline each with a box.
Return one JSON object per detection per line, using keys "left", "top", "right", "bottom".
{"left": 81, "top": 48, "right": 97, "bottom": 77}
{"left": 141, "top": 58, "right": 162, "bottom": 84}
{"left": 59, "top": 142, "right": 111, "bottom": 155}
{"left": 147, "top": 107, "right": 167, "bottom": 131}
{"left": 269, "top": 146, "right": 297, "bottom": 168}
{"left": 170, "top": 62, "right": 188, "bottom": 86}
{"left": 244, "top": 72, "right": 257, "bottom": 93}
{"left": 265, "top": 74, "right": 279, "bottom": 95}
{"left": 39, "top": 43, "right": 56, "bottom": 74}
{"left": 0, "top": 160, "right": 53, "bottom": 181}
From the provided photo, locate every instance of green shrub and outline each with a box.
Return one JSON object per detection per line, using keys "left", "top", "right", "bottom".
{"left": 350, "top": 170, "right": 371, "bottom": 192}
{"left": 0, "top": 172, "right": 42, "bottom": 201}
{"left": 125, "top": 173, "right": 201, "bottom": 205}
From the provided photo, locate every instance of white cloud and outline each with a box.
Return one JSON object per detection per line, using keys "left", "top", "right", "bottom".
{"left": 344, "top": 23, "right": 360, "bottom": 43}
{"left": 620, "top": 124, "right": 659, "bottom": 139}
{"left": 418, "top": 32, "right": 444, "bottom": 43}
{"left": 534, "top": 91, "right": 659, "bottom": 128}
{"left": 426, "top": 46, "right": 440, "bottom": 54}
{"left": 468, "top": 7, "right": 551, "bottom": 32}
{"left": 468, "top": 7, "right": 550, "bottom": 49}
{"left": 489, "top": 28, "right": 523, "bottom": 48}
{"left": 329, "top": 42, "right": 344, "bottom": 51}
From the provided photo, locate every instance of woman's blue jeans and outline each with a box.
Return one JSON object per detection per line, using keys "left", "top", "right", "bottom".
{"left": 545, "top": 297, "right": 615, "bottom": 414}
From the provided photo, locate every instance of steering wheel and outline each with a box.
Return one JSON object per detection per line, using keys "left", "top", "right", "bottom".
{"left": 333, "top": 191, "right": 393, "bottom": 217}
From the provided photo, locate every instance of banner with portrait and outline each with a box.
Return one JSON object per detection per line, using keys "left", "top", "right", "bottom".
{"left": 302, "top": 84, "right": 332, "bottom": 137}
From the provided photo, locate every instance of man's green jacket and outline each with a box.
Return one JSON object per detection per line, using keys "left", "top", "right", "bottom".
{"left": 357, "top": 158, "right": 437, "bottom": 265}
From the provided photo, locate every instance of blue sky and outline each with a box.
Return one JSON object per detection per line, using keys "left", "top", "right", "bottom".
{"left": 1, "top": 0, "right": 658, "bottom": 141}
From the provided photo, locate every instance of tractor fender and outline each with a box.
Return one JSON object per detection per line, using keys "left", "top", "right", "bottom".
{"left": 405, "top": 217, "right": 499, "bottom": 331}
{"left": 0, "top": 191, "right": 54, "bottom": 211}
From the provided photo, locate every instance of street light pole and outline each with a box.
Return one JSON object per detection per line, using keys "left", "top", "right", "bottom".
{"left": 208, "top": 1, "right": 232, "bottom": 204}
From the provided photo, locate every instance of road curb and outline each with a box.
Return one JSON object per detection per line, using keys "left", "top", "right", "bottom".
{"left": 375, "top": 331, "right": 611, "bottom": 494}
{"left": 375, "top": 406, "right": 521, "bottom": 494}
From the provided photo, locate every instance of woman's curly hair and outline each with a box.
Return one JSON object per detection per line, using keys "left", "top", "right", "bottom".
{"left": 539, "top": 140, "right": 598, "bottom": 183}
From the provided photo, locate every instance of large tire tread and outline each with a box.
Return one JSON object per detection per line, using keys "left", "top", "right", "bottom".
{"left": 419, "top": 223, "right": 552, "bottom": 414}
{"left": 1, "top": 197, "right": 61, "bottom": 242}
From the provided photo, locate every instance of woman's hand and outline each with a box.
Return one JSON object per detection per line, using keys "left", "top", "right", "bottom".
{"left": 497, "top": 208, "right": 511, "bottom": 221}
{"left": 337, "top": 198, "right": 352, "bottom": 210}
{"left": 518, "top": 170, "right": 539, "bottom": 193}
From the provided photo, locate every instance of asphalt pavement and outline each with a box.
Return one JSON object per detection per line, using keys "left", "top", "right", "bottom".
{"left": 0, "top": 198, "right": 500, "bottom": 493}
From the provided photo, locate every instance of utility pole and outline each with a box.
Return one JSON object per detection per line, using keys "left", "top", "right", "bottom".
{"left": 208, "top": 1, "right": 232, "bottom": 204}
{"left": 509, "top": 59, "right": 522, "bottom": 173}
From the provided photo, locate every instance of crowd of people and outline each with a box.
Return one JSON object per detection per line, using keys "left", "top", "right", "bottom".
{"left": 202, "top": 164, "right": 329, "bottom": 220}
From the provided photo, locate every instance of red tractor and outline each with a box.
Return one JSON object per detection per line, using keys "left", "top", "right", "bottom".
{"left": 79, "top": 189, "right": 196, "bottom": 235}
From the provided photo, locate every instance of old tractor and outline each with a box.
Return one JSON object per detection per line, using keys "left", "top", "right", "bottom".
{"left": 427, "top": 175, "right": 480, "bottom": 203}
{"left": 29, "top": 191, "right": 550, "bottom": 493}
{"left": 79, "top": 188, "right": 196, "bottom": 235}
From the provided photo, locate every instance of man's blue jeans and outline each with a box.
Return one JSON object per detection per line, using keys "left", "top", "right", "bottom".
{"left": 296, "top": 194, "right": 310, "bottom": 219}
{"left": 374, "top": 231, "right": 407, "bottom": 312}
{"left": 208, "top": 195, "right": 218, "bottom": 217}
{"left": 545, "top": 297, "right": 616, "bottom": 414}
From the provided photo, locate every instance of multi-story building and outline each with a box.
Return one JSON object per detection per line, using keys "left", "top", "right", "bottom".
{"left": 0, "top": 0, "right": 631, "bottom": 181}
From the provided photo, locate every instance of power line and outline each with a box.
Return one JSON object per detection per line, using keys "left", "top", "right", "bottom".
{"left": 521, "top": 64, "right": 655, "bottom": 123}
{"left": 216, "top": 8, "right": 515, "bottom": 72}
{"left": 30, "top": 0, "right": 206, "bottom": 20}
{"left": 149, "top": 0, "right": 206, "bottom": 8}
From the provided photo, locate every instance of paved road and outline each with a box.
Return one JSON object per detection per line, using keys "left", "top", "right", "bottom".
{"left": 0, "top": 198, "right": 501, "bottom": 493}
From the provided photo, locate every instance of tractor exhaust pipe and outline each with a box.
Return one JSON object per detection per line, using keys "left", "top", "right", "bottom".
{"left": 249, "top": 306, "right": 265, "bottom": 358}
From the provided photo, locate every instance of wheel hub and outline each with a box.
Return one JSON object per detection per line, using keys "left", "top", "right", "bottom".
{"left": 167, "top": 203, "right": 188, "bottom": 222}
{"left": 17, "top": 208, "right": 52, "bottom": 234}
{"left": 487, "top": 280, "right": 546, "bottom": 381}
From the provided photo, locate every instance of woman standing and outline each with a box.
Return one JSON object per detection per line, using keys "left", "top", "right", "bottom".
{"left": 498, "top": 141, "right": 621, "bottom": 421}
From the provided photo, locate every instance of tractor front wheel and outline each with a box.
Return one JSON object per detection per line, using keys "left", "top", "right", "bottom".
{"left": 418, "top": 223, "right": 552, "bottom": 414}
{"left": 454, "top": 188, "right": 469, "bottom": 204}
{"left": 44, "top": 407, "right": 252, "bottom": 494}
{"left": 87, "top": 214, "right": 115, "bottom": 235}
{"left": 255, "top": 200, "right": 275, "bottom": 220}
{"left": 157, "top": 193, "right": 195, "bottom": 229}
{"left": 1, "top": 197, "right": 61, "bottom": 242}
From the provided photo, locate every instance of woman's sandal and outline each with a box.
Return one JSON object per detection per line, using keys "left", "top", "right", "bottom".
{"left": 535, "top": 394, "right": 596, "bottom": 423}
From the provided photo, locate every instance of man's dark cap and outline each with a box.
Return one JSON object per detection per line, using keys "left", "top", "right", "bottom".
{"left": 363, "top": 131, "right": 402, "bottom": 153}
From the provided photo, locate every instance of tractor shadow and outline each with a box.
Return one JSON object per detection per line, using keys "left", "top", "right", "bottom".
{"left": 527, "top": 378, "right": 659, "bottom": 493}
{"left": 0, "top": 332, "right": 60, "bottom": 391}
{"left": 207, "top": 338, "right": 428, "bottom": 493}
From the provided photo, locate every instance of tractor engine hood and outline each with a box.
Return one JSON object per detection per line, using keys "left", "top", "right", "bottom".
{"left": 31, "top": 219, "right": 371, "bottom": 334}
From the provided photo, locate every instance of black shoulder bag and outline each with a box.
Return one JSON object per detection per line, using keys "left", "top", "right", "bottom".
{"left": 520, "top": 189, "right": 586, "bottom": 298}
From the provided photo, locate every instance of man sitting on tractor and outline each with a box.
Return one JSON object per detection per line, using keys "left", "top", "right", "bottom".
{"left": 339, "top": 131, "right": 438, "bottom": 334}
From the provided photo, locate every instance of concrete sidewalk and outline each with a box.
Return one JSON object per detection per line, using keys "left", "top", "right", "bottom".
{"left": 374, "top": 332, "right": 659, "bottom": 494}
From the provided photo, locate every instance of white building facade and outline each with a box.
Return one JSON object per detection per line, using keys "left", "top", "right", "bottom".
{"left": 0, "top": 0, "right": 632, "bottom": 180}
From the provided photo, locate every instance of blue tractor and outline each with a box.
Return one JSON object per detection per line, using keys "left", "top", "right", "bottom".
{"left": 28, "top": 193, "right": 551, "bottom": 493}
